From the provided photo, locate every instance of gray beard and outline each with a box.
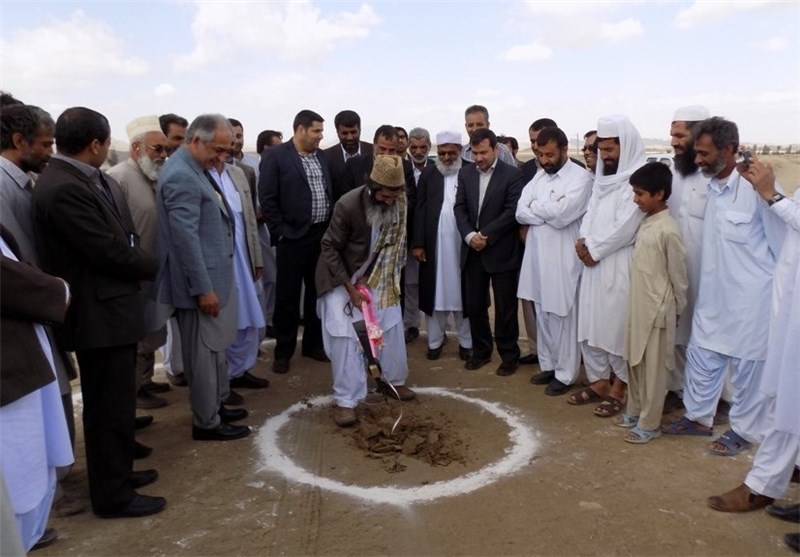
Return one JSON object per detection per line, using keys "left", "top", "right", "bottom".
{"left": 365, "top": 192, "right": 394, "bottom": 228}
{"left": 137, "top": 153, "right": 162, "bottom": 182}
{"left": 435, "top": 157, "right": 462, "bottom": 177}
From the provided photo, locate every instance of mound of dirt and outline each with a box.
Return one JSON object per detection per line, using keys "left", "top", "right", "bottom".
{"left": 346, "top": 401, "right": 467, "bottom": 472}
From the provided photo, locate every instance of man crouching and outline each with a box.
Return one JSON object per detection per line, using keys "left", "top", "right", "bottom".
{"left": 316, "top": 154, "right": 416, "bottom": 427}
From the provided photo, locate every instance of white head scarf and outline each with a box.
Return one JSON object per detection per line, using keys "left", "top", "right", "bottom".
{"left": 594, "top": 114, "right": 646, "bottom": 196}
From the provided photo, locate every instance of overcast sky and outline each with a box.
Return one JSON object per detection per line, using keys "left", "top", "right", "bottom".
{"left": 2, "top": 0, "right": 798, "bottom": 150}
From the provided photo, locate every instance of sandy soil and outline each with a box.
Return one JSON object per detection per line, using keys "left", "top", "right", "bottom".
{"left": 35, "top": 154, "right": 800, "bottom": 556}
{"left": 38, "top": 329, "right": 798, "bottom": 557}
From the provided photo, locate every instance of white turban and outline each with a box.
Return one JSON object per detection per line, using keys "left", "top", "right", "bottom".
{"left": 672, "top": 105, "right": 710, "bottom": 123}
{"left": 594, "top": 114, "right": 646, "bottom": 193}
{"left": 436, "top": 130, "right": 462, "bottom": 145}
{"left": 126, "top": 115, "right": 162, "bottom": 141}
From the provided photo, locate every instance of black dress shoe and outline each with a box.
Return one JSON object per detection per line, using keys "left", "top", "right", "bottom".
{"left": 134, "top": 441, "right": 152, "bottom": 459}
{"left": 785, "top": 533, "right": 800, "bottom": 553}
{"left": 496, "top": 360, "right": 519, "bottom": 376}
{"left": 465, "top": 357, "right": 491, "bottom": 370}
{"left": 142, "top": 380, "right": 170, "bottom": 394}
{"left": 225, "top": 389, "right": 245, "bottom": 406}
{"left": 302, "top": 349, "right": 330, "bottom": 363}
{"left": 767, "top": 503, "right": 800, "bottom": 523}
{"left": 135, "top": 415, "right": 154, "bottom": 429}
{"left": 519, "top": 353, "right": 540, "bottom": 365}
{"left": 458, "top": 346, "right": 472, "bottom": 361}
{"left": 219, "top": 405, "right": 248, "bottom": 423}
{"left": 96, "top": 494, "right": 167, "bottom": 518}
{"left": 427, "top": 343, "right": 445, "bottom": 360}
{"left": 273, "top": 358, "right": 290, "bottom": 374}
{"left": 129, "top": 469, "right": 158, "bottom": 489}
{"left": 545, "top": 379, "right": 571, "bottom": 396}
{"left": 530, "top": 369, "right": 555, "bottom": 385}
{"left": 230, "top": 371, "right": 270, "bottom": 389}
{"left": 405, "top": 326, "right": 420, "bottom": 344}
{"left": 192, "top": 422, "right": 251, "bottom": 441}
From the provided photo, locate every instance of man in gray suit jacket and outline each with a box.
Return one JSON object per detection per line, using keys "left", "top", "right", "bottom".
{"left": 154, "top": 114, "right": 250, "bottom": 442}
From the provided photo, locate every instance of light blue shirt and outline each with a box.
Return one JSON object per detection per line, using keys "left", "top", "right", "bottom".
{"left": 690, "top": 169, "right": 786, "bottom": 360}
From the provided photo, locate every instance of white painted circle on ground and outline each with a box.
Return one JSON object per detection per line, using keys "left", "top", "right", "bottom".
{"left": 255, "top": 387, "right": 538, "bottom": 506}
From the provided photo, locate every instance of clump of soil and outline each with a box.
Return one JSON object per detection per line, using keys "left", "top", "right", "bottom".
{"left": 347, "top": 401, "right": 467, "bottom": 472}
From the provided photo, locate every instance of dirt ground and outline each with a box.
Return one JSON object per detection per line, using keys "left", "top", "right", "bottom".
{"left": 38, "top": 327, "right": 798, "bottom": 557}
{"left": 36, "top": 153, "right": 800, "bottom": 556}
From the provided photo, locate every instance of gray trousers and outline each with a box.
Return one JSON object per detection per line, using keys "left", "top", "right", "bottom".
{"left": 176, "top": 308, "right": 234, "bottom": 429}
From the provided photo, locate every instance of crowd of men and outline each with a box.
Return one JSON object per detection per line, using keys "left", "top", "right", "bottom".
{"left": 0, "top": 92, "right": 798, "bottom": 554}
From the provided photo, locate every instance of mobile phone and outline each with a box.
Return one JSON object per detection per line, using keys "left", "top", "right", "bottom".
{"left": 739, "top": 150, "right": 752, "bottom": 169}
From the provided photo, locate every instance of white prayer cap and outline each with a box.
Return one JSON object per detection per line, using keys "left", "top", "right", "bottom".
{"left": 126, "top": 115, "right": 162, "bottom": 141}
{"left": 672, "top": 105, "right": 710, "bottom": 123}
{"left": 436, "top": 130, "right": 462, "bottom": 145}
{"left": 596, "top": 114, "right": 629, "bottom": 138}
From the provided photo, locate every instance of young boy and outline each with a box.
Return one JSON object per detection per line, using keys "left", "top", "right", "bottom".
{"left": 621, "top": 162, "right": 688, "bottom": 443}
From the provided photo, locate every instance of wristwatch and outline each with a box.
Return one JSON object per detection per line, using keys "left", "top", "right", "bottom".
{"left": 767, "top": 193, "right": 786, "bottom": 206}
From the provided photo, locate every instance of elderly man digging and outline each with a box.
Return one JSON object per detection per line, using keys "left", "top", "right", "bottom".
{"left": 316, "top": 155, "right": 416, "bottom": 427}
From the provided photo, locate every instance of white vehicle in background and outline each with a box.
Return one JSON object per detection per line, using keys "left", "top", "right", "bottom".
{"left": 646, "top": 153, "right": 673, "bottom": 167}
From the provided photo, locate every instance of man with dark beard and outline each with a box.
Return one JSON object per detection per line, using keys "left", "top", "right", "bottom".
{"left": 571, "top": 115, "right": 646, "bottom": 417}
{"left": 517, "top": 127, "right": 592, "bottom": 395}
{"left": 108, "top": 116, "right": 171, "bottom": 410}
{"left": 665, "top": 105, "right": 710, "bottom": 401}
{"left": 412, "top": 131, "right": 472, "bottom": 361}
{"left": 316, "top": 155, "right": 416, "bottom": 427}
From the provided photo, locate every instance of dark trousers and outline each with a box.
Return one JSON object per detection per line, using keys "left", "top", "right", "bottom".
{"left": 75, "top": 345, "right": 137, "bottom": 514}
{"left": 463, "top": 252, "right": 520, "bottom": 363}
{"left": 273, "top": 223, "right": 326, "bottom": 360}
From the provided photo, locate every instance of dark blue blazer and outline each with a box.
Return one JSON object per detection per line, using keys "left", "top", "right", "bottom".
{"left": 258, "top": 140, "right": 333, "bottom": 244}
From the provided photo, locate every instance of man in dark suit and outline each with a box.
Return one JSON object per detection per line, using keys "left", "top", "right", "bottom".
{"left": 324, "top": 110, "right": 372, "bottom": 197}
{"left": 454, "top": 128, "right": 525, "bottom": 376}
{"left": 259, "top": 110, "right": 332, "bottom": 374}
{"left": 31, "top": 107, "right": 165, "bottom": 518}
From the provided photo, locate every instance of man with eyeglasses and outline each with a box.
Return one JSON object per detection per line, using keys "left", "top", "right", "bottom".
{"left": 155, "top": 114, "right": 251, "bottom": 442}
{"left": 108, "top": 116, "right": 171, "bottom": 411}
{"left": 582, "top": 130, "right": 598, "bottom": 174}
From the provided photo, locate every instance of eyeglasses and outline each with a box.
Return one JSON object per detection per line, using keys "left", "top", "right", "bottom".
{"left": 146, "top": 144, "right": 168, "bottom": 154}
{"left": 582, "top": 144, "right": 598, "bottom": 154}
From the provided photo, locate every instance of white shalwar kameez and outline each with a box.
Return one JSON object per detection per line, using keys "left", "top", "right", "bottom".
{"left": 318, "top": 227, "right": 409, "bottom": 409}
{"left": 683, "top": 171, "right": 786, "bottom": 441}
{"left": 212, "top": 169, "right": 265, "bottom": 378}
{"left": 577, "top": 115, "right": 647, "bottom": 383}
{"left": 667, "top": 168, "right": 709, "bottom": 389}
{"left": 0, "top": 239, "right": 73, "bottom": 551}
{"left": 428, "top": 172, "right": 471, "bottom": 350}
{"left": 744, "top": 191, "right": 800, "bottom": 497}
{"left": 516, "top": 160, "right": 592, "bottom": 384}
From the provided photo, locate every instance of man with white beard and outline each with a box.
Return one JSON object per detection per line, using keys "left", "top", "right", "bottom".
{"left": 662, "top": 117, "right": 785, "bottom": 456}
{"left": 570, "top": 115, "right": 646, "bottom": 417}
{"left": 412, "top": 131, "right": 472, "bottom": 361}
{"left": 108, "top": 116, "right": 171, "bottom": 409}
{"left": 517, "top": 127, "right": 592, "bottom": 395}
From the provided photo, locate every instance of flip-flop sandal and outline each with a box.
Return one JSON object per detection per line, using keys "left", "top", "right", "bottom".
{"left": 624, "top": 426, "right": 662, "bottom": 444}
{"left": 709, "top": 429, "right": 752, "bottom": 456}
{"left": 594, "top": 397, "right": 623, "bottom": 418}
{"left": 660, "top": 416, "right": 713, "bottom": 436}
{"left": 615, "top": 413, "right": 639, "bottom": 428}
{"left": 567, "top": 387, "right": 603, "bottom": 406}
